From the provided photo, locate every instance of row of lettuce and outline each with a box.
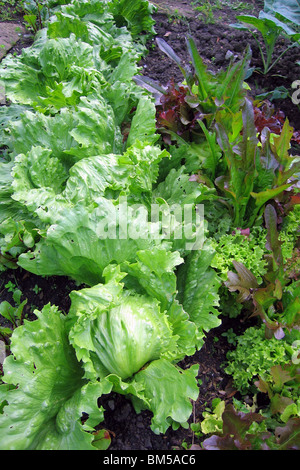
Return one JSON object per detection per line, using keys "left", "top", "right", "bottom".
{"left": 0, "top": 0, "right": 299, "bottom": 450}
{"left": 0, "top": 0, "right": 222, "bottom": 449}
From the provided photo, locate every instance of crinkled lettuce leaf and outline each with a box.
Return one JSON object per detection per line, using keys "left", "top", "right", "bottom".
{"left": 153, "top": 165, "right": 217, "bottom": 206}
{"left": 177, "top": 241, "right": 221, "bottom": 348}
{"left": 6, "top": 95, "right": 122, "bottom": 164}
{"left": 126, "top": 95, "right": 159, "bottom": 148}
{"left": 0, "top": 159, "right": 40, "bottom": 226}
{"left": 0, "top": 104, "right": 31, "bottom": 153}
{"left": 47, "top": 0, "right": 146, "bottom": 61}
{"left": 12, "top": 147, "right": 68, "bottom": 196}
{"left": 132, "top": 359, "right": 199, "bottom": 434}
{"left": 64, "top": 142, "right": 168, "bottom": 207}
{"left": 121, "top": 247, "right": 198, "bottom": 360}
{"left": 67, "top": 261, "right": 196, "bottom": 380}
{"left": 108, "top": 0, "right": 156, "bottom": 39}
{"left": 82, "top": 291, "right": 176, "bottom": 380}
{"left": 0, "top": 304, "right": 107, "bottom": 450}
{"left": 0, "top": 34, "right": 104, "bottom": 110}
{"left": 17, "top": 199, "right": 170, "bottom": 285}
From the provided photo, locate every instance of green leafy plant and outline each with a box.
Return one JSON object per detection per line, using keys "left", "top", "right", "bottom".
{"left": 230, "top": 0, "right": 300, "bottom": 74}
{"left": 210, "top": 226, "right": 269, "bottom": 283}
{"left": 199, "top": 403, "right": 300, "bottom": 450}
{"left": 200, "top": 398, "right": 225, "bottom": 434}
{"left": 168, "top": 34, "right": 250, "bottom": 125}
{"left": 22, "top": 0, "right": 67, "bottom": 32}
{"left": 0, "top": 0, "right": 299, "bottom": 451}
{"left": 136, "top": 35, "right": 251, "bottom": 139}
{"left": 0, "top": 283, "right": 27, "bottom": 345}
{"left": 255, "top": 362, "right": 300, "bottom": 422}
{"left": 225, "top": 205, "right": 300, "bottom": 339}
{"left": 138, "top": 39, "right": 300, "bottom": 229}
{"left": 0, "top": 0, "right": 25, "bottom": 21}
{"left": 192, "top": 0, "right": 216, "bottom": 24}
{"left": 214, "top": 103, "right": 300, "bottom": 227}
{"left": 224, "top": 324, "right": 297, "bottom": 394}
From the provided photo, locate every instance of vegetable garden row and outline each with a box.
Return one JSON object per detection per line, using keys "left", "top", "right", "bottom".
{"left": 0, "top": 0, "right": 299, "bottom": 450}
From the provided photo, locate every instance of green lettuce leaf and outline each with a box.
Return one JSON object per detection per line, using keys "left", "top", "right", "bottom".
{"left": 12, "top": 146, "right": 68, "bottom": 196}
{"left": 122, "top": 246, "right": 184, "bottom": 309}
{"left": 122, "top": 246, "right": 199, "bottom": 360}
{"left": 132, "top": 359, "right": 199, "bottom": 434}
{"left": 0, "top": 304, "right": 107, "bottom": 450}
{"left": 126, "top": 95, "right": 159, "bottom": 148}
{"left": 64, "top": 143, "right": 168, "bottom": 207}
{"left": 6, "top": 96, "right": 122, "bottom": 164}
{"left": 153, "top": 166, "right": 216, "bottom": 206}
{"left": 0, "top": 104, "right": 31, "bottom": 153}
{"left": 66, "top": 94, "right": 123, "bottom": 157}
{"left": 47, "top": 0, "right": 145, "bottom": 62}
{"left": 108, "top": 0, "right": 156, "bottom": 39}
{"left": 0, "top": 35, "right": 103, "bottom": 110}
{"left": 17, "top": 199, "right": 169, "bottom": 285}
{"left": 67, "top": 263, "right": 200, "bottom": 434}
{"left": 177, "top": 242, "right": 221, "bottom": 348}
{"left": 4, "top": 108, "right": 78, "bottom": 164}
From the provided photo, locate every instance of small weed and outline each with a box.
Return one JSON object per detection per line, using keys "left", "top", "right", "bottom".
{"left": 167, "top": 9, "right": 188, "bottom": 25}
{"left": 192, "top": 0, "right": 216, "bottom": 24}
{"left": 0, "top": 282, "right": 27, "bottom": 341}
{"left": 32, "top": 284, "right": 42, "bottom": 295}
{"left": 4, "top": 280, "right": 18, "bottom": 293}
{"left": 0, "top": 0, "right": 24, "bottom": 21}
{"left": 221, "top": 328, "right": 238, "bottom": 346}
{"left": 191, "top": 0, "right": 253, "bottom": 24}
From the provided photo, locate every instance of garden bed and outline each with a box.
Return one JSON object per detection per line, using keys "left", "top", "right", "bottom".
{"left": 0, "top": 0, "right": 299, "bottom": 451}
{"left": 141, "top": 0, "right": 300, "bottom": 130}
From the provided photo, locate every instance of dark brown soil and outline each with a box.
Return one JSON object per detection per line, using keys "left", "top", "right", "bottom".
{"left": 0, "top": 0, "right": 299, "bottom": 451}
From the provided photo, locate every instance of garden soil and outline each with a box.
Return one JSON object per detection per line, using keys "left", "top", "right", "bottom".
{"left": 0, "top": 0, "right": 299, "bottom": 451}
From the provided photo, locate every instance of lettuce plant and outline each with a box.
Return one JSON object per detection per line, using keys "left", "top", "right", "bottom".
{"left": 225, "top": 324, "right": 294, "bottom": 394}
{"left": 138, "top": 38, "right": 300, "bottom": 229}
{"left": 200, "top": 402, "right": 300, "bottom": 450}
{"left": 0, "top": 254, "right": 213, "bottom": 448}
{"left": 0, "top": 0, "right": 298, "bottom": 451}
{"left": 137, "top": 35, "right": 251, "bottom": 137}
{"left": 225, "top": 205, "right": 300, "bottom": 339}
{"left": 214, "top": 100, "right": 300, "bottom": 227}
{"left": 210, "top": 226, "right": 269, "bottom": 284}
